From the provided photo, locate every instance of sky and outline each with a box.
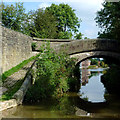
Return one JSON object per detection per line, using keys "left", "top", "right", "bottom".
{"left": 3, "top": 0, "right": 104, "bottom": 39}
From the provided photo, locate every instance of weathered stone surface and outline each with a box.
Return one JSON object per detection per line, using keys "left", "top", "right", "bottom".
{"left": 0, "top": 87, "right": 7, "bottom": 97}
{"left": 2, "top": 26, "right": 33, "bottom": 73}
{"left": 70, "top": 51, "right": 120, "bottom": 64}
{"left": 3, "top": 61, "right": 34, "bottom": 89}
{"left": 0, "top": 60, "right": 36, "bottom": 111}
{"left": 33, "top": 37, "right": 74, "bottom": 50}
{"left": 12, "top": 60, "right": 36, "bottom": 105}
{"left": 0, "top": 99, "right": 17, "bottom": 111}
{"left": 33, "top": 38, "right": 120, "bottom": 62}
{"left": 54, "top": 39, "right": 120, "bottom": 55}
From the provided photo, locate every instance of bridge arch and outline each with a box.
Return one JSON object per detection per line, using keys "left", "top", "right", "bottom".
{"left": 70, "top": 51, "right": 120, "bottom": 65}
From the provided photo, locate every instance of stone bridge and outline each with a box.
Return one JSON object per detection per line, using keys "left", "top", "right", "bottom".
{"left": 53, "top": 39, "right": 120, "bottom": 64}
{"left": 1, "top": 26, "right": 120, "bottom": 73}
{"left": 1, "top": 26, "right": 120, "bottom": 107}
{"left": 33, "top": 37, "right": 120, "bottom": 64}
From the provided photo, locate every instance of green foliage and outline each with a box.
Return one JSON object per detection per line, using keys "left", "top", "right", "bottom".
{"left": 28, "top": 9, "right": 58, "bottom": 38}
{"left": 31, "top": 42, "right": 37, "bottom": 51}
{"left": 74, "top": 32, "right": 83, "bottom": 39}
{"left": 84, "top": 37, "right": 89, "bottom": 39}
{"left": 25, "top": 42, "right": 79, "bottom": 101}
{"left": 0, "top": 80, "right": 24, "bottom": 101}
{"left": 90, "top": 58, "right": 98, "bottom": 66}
{"left": 87, "top": 65, "right": 97, "bottom": 69}
{"left": 0, "top": 76, "right": 2, "bottom": 87}
{"left": 57, "top": 31, "right": 73, "bottom": 39}
{"left": 46, "top": 3, "right": 81, "bottom": 39}
{"left": 1, "top": 2, "right": 82, "bottom": 39}
{"left": 95, "top": 2, "right": 120, "bottom": 40}
{"left": 54, "top": 94, "right": 76, "bottom": 115}
{"left": 1, "top": 55, "right": 39, "bottom": 82}
{"left": 26, "top": 3, "right": 81, "bottom": 39}
{"left": 1, "top": 2, "right": 27, "bottom": 33}
{"left": 100, "top": 61, "right": 108, "bottom": 68}
{"left": 101, "top": 65, "right": 120, "bottom": 95}
{"left": 89, "top": 58, "right": 108, "bottom": 68}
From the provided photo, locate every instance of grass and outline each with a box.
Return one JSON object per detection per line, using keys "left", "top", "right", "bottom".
{"left": 1, "top": 54, "right": 39, "bottom": 82}
{"left": 0, "top": 79, "right": 24, "bottom": 101}
{"left": 0, "top": 54, "right": 40, "bottom": 101}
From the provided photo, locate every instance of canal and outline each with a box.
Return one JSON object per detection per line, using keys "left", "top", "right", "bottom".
{"left": 2, "top": 68, "right": 120, "bottom": 119}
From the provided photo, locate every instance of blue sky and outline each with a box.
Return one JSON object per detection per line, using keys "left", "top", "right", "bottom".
{"left": 3, "top": 0, "right": 104, "bottom": 39}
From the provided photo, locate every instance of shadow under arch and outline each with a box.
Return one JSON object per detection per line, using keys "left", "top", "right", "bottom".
{"left": 69, "top": 92, "right": 108, "bottom": 113}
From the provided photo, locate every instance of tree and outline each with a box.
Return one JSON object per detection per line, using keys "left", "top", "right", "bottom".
{"left": 84, "top": 37, "right": 89, "bottom": 39}
{"left": 74, "top": 32, "right": 83, "bottom": 39}
{"left": 1, "top": 2, "right": 27, "bottom": 32}
{"left": 46, "top": 3, "right": 81, "bottom": 39}
{"left": 95, "top": 1, "right": 120, "bottom": 41}
{"left": 90, "top": 58, "right": 98, "bottom": 66}
{"left": 29, "top": 9, "right": 58, "bottom": 38}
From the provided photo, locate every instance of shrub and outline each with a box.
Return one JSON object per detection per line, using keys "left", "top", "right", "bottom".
{"left": 101, "top": 64, "right": 120, "bottom": 95}
{"left": 24, "top": 42, "right": 79, "bottom": 101}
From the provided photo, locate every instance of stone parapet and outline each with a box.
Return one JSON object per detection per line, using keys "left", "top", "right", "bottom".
{"left": 33, "top": 37, "right": 74, "bottom": 50}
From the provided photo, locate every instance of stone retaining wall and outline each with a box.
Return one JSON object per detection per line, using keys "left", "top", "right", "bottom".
{"left": 2, "top": 26, "right": 33, "bottom": 73}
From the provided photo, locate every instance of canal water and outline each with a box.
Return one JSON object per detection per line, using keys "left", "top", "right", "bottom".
{"left": 2, "top": 68, "right": 120, "bottom": 119}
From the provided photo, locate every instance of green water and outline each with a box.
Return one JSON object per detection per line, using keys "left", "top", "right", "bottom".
{"left": 2, "top": 68, "right": 120, "bottom": 119}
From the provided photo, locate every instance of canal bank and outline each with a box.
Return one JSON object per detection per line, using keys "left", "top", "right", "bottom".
{"left": 1, "top": 68, "right": 120, "bottom": 119}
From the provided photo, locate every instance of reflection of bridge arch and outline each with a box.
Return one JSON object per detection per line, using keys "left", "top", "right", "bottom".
{"left": 72, "top": 94, "right": 108, "bottom": 113}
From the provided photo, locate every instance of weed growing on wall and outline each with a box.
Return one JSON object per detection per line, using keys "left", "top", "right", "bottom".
{"left": 25, "top": 42, "right": 80, "bottom": 101}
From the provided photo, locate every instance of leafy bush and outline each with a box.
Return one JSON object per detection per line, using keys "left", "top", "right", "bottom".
{"left": 101, "top": 64, "right": 120, "bottom": 95}
{"left": 25, "top": 42, "right": 79, "bottom": 101}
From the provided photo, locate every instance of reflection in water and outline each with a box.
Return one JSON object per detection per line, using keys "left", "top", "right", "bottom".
{"left": 2, "top": 92, "right": 120, "bottom": 119}
{"left": 2, "top": 68, "right": 120, "bottom": 119}
{"left": 80, "top": 68, "right": 105, "bottom": 103}
{"left": 81, "top": 68, "right": 90, "bottom": 86}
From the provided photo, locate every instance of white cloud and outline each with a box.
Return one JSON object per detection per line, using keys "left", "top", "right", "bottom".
{"left": 67, "top": 1, "right": 103, "bottom": 38}
{"left": 39, "top": 3, "right": 51, "bottom": 9}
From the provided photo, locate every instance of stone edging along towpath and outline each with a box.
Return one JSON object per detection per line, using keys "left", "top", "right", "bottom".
{"left": 0, "top": 60, "right": 37, "bottom": 112}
